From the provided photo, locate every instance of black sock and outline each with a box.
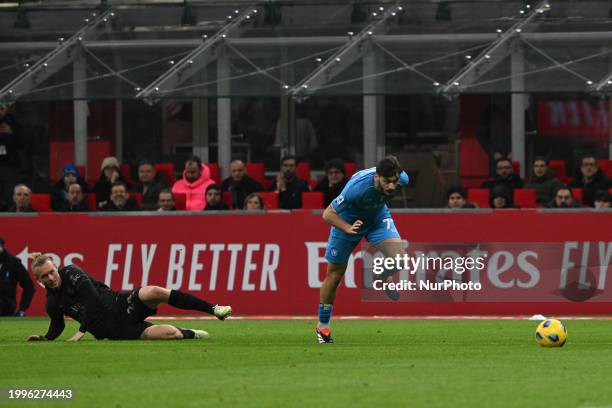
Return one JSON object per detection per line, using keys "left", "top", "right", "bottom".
{"left": 168, "top": 290, "right": 215, "bottom": 315}
{"left": 178, "top": 328, "right": 195, "bottom": 339}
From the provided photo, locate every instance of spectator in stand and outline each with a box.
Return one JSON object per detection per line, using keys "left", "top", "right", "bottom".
{"left": 0, "top": 104, "right": 26, "bottom": 211}
{"left": 137, "top": 160, "right": 168, "bottom": 211}
{"left": 94, "top": 156, "right": 130, "bottom": 209}
{"left": 593, "top": 190, "right": 611, "bottom": 209}
{"left": 314, "top": 159, "right": 349, "bottom": 208}
{"left": 58, "top": 183, "right": 90, "bottom": 212}
{"left": 0, "top": 238, "right": 35, "bottom": 316}
{"left": 157, "top": 189, "right": 176, "bottom": 211}
{"left": 568, "top": 155, "right": 612, "bottom": 207}
{"left": 489, "top": 186, "right": 515, "bottom": 209}
{"left": 269, "top": 155, "right": 309, "bottom": 209}
{"left": 51, "top": 164, "right": 88, "bottom": 211}
{"left": 546, "top": 187, "right": 580, "bottom": 208}
{"left": 446, "top": 186, "right": 477, "bottom": 209}
{"left": 172, "top": 156, "right": 214, "bottom": 211}
{"left": 222, "top": 159, "right": 263, "bottom": 209}
{"left": 481, "top": 158, "right": 524, "bottom": 191}
{"left": 243, "top": 192, "right": 264, "bottom": 210}
{"left": 204, "top": 184, "right": 229, "bottom": 211}
{"left": 7, "top": 184, "right": 35, "bottom": 213}
{"left": 100, "top": 181, "right": 139, "bottom": 211}
{"left": 525, "top": 157, "right": 564, "bottom": 205}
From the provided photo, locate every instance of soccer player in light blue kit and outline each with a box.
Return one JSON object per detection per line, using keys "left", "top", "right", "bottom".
{"left": 316, "top": 156, "right": 409, "bottom": 343}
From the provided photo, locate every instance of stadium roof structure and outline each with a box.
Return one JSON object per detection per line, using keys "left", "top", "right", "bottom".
{"left": 1, "top": 0, "right": 612, "bottom": 104}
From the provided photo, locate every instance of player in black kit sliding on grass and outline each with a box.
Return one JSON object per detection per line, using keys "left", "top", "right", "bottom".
{"left": 26, "top": 253, "right": 232, "bottom": 341}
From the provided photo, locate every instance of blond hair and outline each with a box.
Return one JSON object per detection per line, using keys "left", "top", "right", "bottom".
{"left": 29, "top": 252, "right": 53, "bottom": 273}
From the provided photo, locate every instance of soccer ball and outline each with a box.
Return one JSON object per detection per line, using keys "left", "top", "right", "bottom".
{"left": 535, "top": 319, "right": 567, "bottom": 347}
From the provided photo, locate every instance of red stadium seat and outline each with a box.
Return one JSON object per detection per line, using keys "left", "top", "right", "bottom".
{"left": 154, "top": 163, "right": 176, "bottom": 185}
{"left": 597, "top": 160, "right": 612, "bottom": 179}
{"left": 120, "top": 163, "right": 133, "bottom": 181}
{"left": 132, "top": 193, "right": 143, "bottom": 208}
{"left": 245, "top": 163, "right": 266, "bottom": 185}
{"left": 302, "top": 192, "right": 324, "bottom": 209}
{"left": 296, "top": 162, "right": 311, "bottom": 181}
{"left": 206, "top": 163, "right": 220, "bottom": 184}
{"left": 548, "top": 160, "right": 569, "bottom": 183}
{"left": 572, "top": 188, "right": 583, "bottom": 205}
{"left": 222, "top": 191, "right": 233, "bottom": 208}
{"left": 258, "top": 192, "right": 279, "bottom": 210}
{"left": 459, "top": 137, "right": 490, "bottom": 187}
{"left": 76, "top": 165, "right": 86, "bottom": 180}
{"left": 30, "top": 194, "right": 52, "bottom": 212}
{"left": 344, "top": 162, "right": 357, "bottom": 179}
{"left": 174, "top": 193, "right": 186, "bottom": 210}
{"left": 467, "top": 188, "right": 490, "bottom": 208}
{"left": 308, "top": 179, "right": 317, "bottom": 190}
{"left": 513, "top": 189, "right": 537, "bottom": 208}
{"left": 512, "top": 161, "right": 520, "bottom": 175}
{"left": 85, "top": 193, "right": 97, "bottom": 211}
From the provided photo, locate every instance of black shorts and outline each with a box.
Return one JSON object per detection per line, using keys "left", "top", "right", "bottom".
{"left": 106, "top": 288, "right": 157, "bottom": 340}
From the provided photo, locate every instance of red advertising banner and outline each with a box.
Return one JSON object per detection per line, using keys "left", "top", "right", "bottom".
{"left": 537, "top": 100, "right": 609, "bottom": 147}
{"left": 1, "top": 210, "right": 611, "bottom": 316}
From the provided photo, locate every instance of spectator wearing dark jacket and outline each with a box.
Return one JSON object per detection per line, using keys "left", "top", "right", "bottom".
{"left": 204, "top": 184, "right": 229, "bottom": 211}
{"left": 59, "top": 183, "right": 90, "bottom": 212}
{"left": 93, "top": 156, "right": 131, "bottom": 209}
{"left": 222, "top": 160, "right": 263, "bottom": 209}
{"left": 99, "top": 181, "right": 140, "bottom": 211}
{"left": 6, "top": 184, "right": 35, "bottom": 213}
{"left": 269, "top": 156, "right": 309, "bottom": 209}
{"left": 481, "top": 158, "right": 524, "bottom": 191}
{"left": 546, "top": 187, "right": 580, "bottom": 208}
{"left": 314, "top": 159, "right": 348, "bottom": 208}
{"left": 136, "top": 160, "right": 168, "bottom": 211}
{"left": 568, "top": 156, "right": 612, "bottom": 207}
{"left": 489, "top": 185, "right": 516, "bottom": 209}
{"left": 525, "top": 157, "right": 564, "bottom": 205}
{"left": 51, "top": 163, "right": 88, "bottom": 211}
{"left": 446, "top": 186, "right": 477, "bottom": 209}
{"left": 0, "top": 238, "right": 35, "bottom": 316}
{"left": 0, "top": 105, "right": 26, "bottom": 210}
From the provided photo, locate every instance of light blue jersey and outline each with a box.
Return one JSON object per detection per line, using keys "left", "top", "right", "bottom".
{"left": 325, "top": 167, "right": 409, "bottom": 264}
{"left": 331, "top": 167, "right": 409, "bottom": 225}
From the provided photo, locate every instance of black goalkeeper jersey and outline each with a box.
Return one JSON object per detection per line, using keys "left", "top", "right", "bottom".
{"left": 44, "top": 264, "right": 119, "bottom": 340}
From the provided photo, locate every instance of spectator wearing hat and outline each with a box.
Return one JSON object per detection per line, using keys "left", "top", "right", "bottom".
{"left": 489, "top": 185, "right": 516, "bottom": 209}
{"left": 0, "top": 238, "right": 35, "bottom": 316}
{"left": 594, "top": 190, "right": 612, "bottom": 209}
{"left": 93, "top": 156, "right": 131, "bottom": 209}
{"left": 314, "top": 159, "right": 349, "bottom": 208}
{"left": 172, "top": 156, "right": 215, "bottom": 211}
{"left": 51, "top": 163, "right": 88, "bottom": 211}
{"left": 6, "top": 184, "right": 35, "bottom": 213}
{"left": 446, "top": 186, "right": 477, "bottom": 209}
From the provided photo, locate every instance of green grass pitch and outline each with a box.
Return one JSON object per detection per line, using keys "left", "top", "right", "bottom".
{"left": 1, "top": 318, "right": 611, "bottom": 408}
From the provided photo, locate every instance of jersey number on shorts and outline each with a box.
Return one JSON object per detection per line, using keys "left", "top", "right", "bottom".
{"left": 383, "top": 218, "right": 393, "bottom": 229}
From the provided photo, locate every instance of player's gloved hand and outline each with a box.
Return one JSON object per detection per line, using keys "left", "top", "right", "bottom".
{"left": 26, "top": 335, "right": 47, "bottom": 341}
{"left": 14, "top": 310, "right": 26, "bottom": 317}
{"left": 345, "top": 220, "right": 363, "bottom": 235}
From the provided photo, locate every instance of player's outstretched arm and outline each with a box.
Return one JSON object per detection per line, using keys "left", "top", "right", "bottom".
{"left": 322, "top": 205, "right": 362, "bottom": 235}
